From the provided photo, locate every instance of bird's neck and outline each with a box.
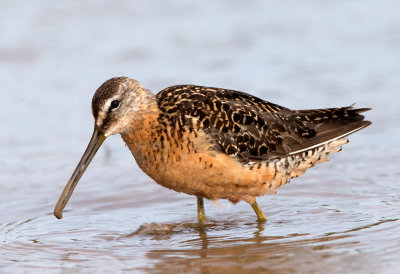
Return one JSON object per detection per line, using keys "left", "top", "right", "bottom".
{"left": 120, "top": 91, "right": 160, "bottom": 146}
{"left": 119, "top": 93, "right": 162, "bottom": 173}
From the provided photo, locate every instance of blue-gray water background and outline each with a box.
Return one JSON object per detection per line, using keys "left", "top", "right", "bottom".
{"left": 1, "top": 1, "right": 399, "bottom": 273}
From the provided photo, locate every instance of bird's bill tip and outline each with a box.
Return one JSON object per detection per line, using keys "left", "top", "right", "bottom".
{"left": 53, "top": 126, "right": 106, "bottom": 219}
{"left": 54, "top": 209, "right": 63, "bottom": 219}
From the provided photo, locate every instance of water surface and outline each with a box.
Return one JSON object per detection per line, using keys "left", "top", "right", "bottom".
{"left": 1, "top": 1, "right": 400, "bottom": 273}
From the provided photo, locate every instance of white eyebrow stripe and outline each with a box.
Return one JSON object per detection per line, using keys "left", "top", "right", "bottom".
{"left": 96, "top": 94, "right": 122, "bottom": 127}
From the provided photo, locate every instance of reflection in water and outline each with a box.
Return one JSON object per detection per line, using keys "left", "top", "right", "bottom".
{"left": 114, "top": 218, "right": 394, "bottom": 272}
{"left": 141, "top": 221, "right": 352, "bottom": 273}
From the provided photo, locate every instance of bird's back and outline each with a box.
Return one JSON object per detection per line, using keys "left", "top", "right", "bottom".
{"left": 156, "top": 85, "right": 371, "bottom": 162}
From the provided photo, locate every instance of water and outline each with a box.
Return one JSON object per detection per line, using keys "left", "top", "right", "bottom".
{"left": 1, "top": 0, "right": 400, "bottom": 273}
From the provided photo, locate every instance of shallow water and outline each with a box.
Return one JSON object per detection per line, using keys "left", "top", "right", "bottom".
{"left": 1, "top": 0, "right": 400, "bottom": 273}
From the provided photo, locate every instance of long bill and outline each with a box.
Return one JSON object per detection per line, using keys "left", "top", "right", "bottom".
{"left": 54, "top": 126, "right": 106, "bottom": 219}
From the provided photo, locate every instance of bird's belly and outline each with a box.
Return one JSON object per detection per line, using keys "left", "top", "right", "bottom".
{"left": 133, "top": 146, "right": 283, "bottom": 204}
{"left": 122, "top": 129, "right": 294, "bottom": 204}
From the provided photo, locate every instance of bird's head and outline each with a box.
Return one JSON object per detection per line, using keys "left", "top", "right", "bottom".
{"left": 92, "top": 76, "right": 153, "bottom": 136}
{"left": 54, "top": 76, "right": 154, "bottom": 219}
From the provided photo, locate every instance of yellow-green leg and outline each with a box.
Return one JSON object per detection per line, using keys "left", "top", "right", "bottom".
{"left": 197, "top": 196, "right": 207, "bottom": 223}
{"left": 251, "top": 201, "right": 267, "bottom": 223}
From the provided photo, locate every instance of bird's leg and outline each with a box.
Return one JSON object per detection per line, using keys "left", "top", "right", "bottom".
{"left": 251, "top": 201, "right": 267, "bottom": 223}
{"left": 197, "top": 196, "right": 207, "bottom": 223}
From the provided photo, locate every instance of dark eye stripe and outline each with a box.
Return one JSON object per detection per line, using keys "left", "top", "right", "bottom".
{"left": 110, "top": 100, "right": 120, "bottom": 110}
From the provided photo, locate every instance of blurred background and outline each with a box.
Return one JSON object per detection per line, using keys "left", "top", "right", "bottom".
{"left": 1, "top": 0, "right": 399, "bottom": 273}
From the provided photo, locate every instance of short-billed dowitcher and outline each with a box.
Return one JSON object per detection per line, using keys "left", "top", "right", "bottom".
{"left": 54, "top": 77, "right": 371, "bottom": 223}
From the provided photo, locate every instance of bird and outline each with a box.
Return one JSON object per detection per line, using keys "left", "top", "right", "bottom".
{"left": 54, "top": 76, "right": 371, "bottom": 223}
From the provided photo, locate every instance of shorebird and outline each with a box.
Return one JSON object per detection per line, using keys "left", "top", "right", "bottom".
{"left": 54, "top": 77, "right": 371, "bottom": 223}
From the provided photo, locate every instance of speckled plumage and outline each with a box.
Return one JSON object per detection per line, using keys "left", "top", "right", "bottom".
{"left": 54, "top": 76, "right": 371, "bottom": 222}
{"left": 121, "top": 80, "right": 370, "bottom": 203}
{"left": 156, "top": 85, "right": 370, "bottom": 161}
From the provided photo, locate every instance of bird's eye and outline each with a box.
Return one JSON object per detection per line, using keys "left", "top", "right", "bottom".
{"left": 110, "top": 100, "right": 120, "bottom": 110}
